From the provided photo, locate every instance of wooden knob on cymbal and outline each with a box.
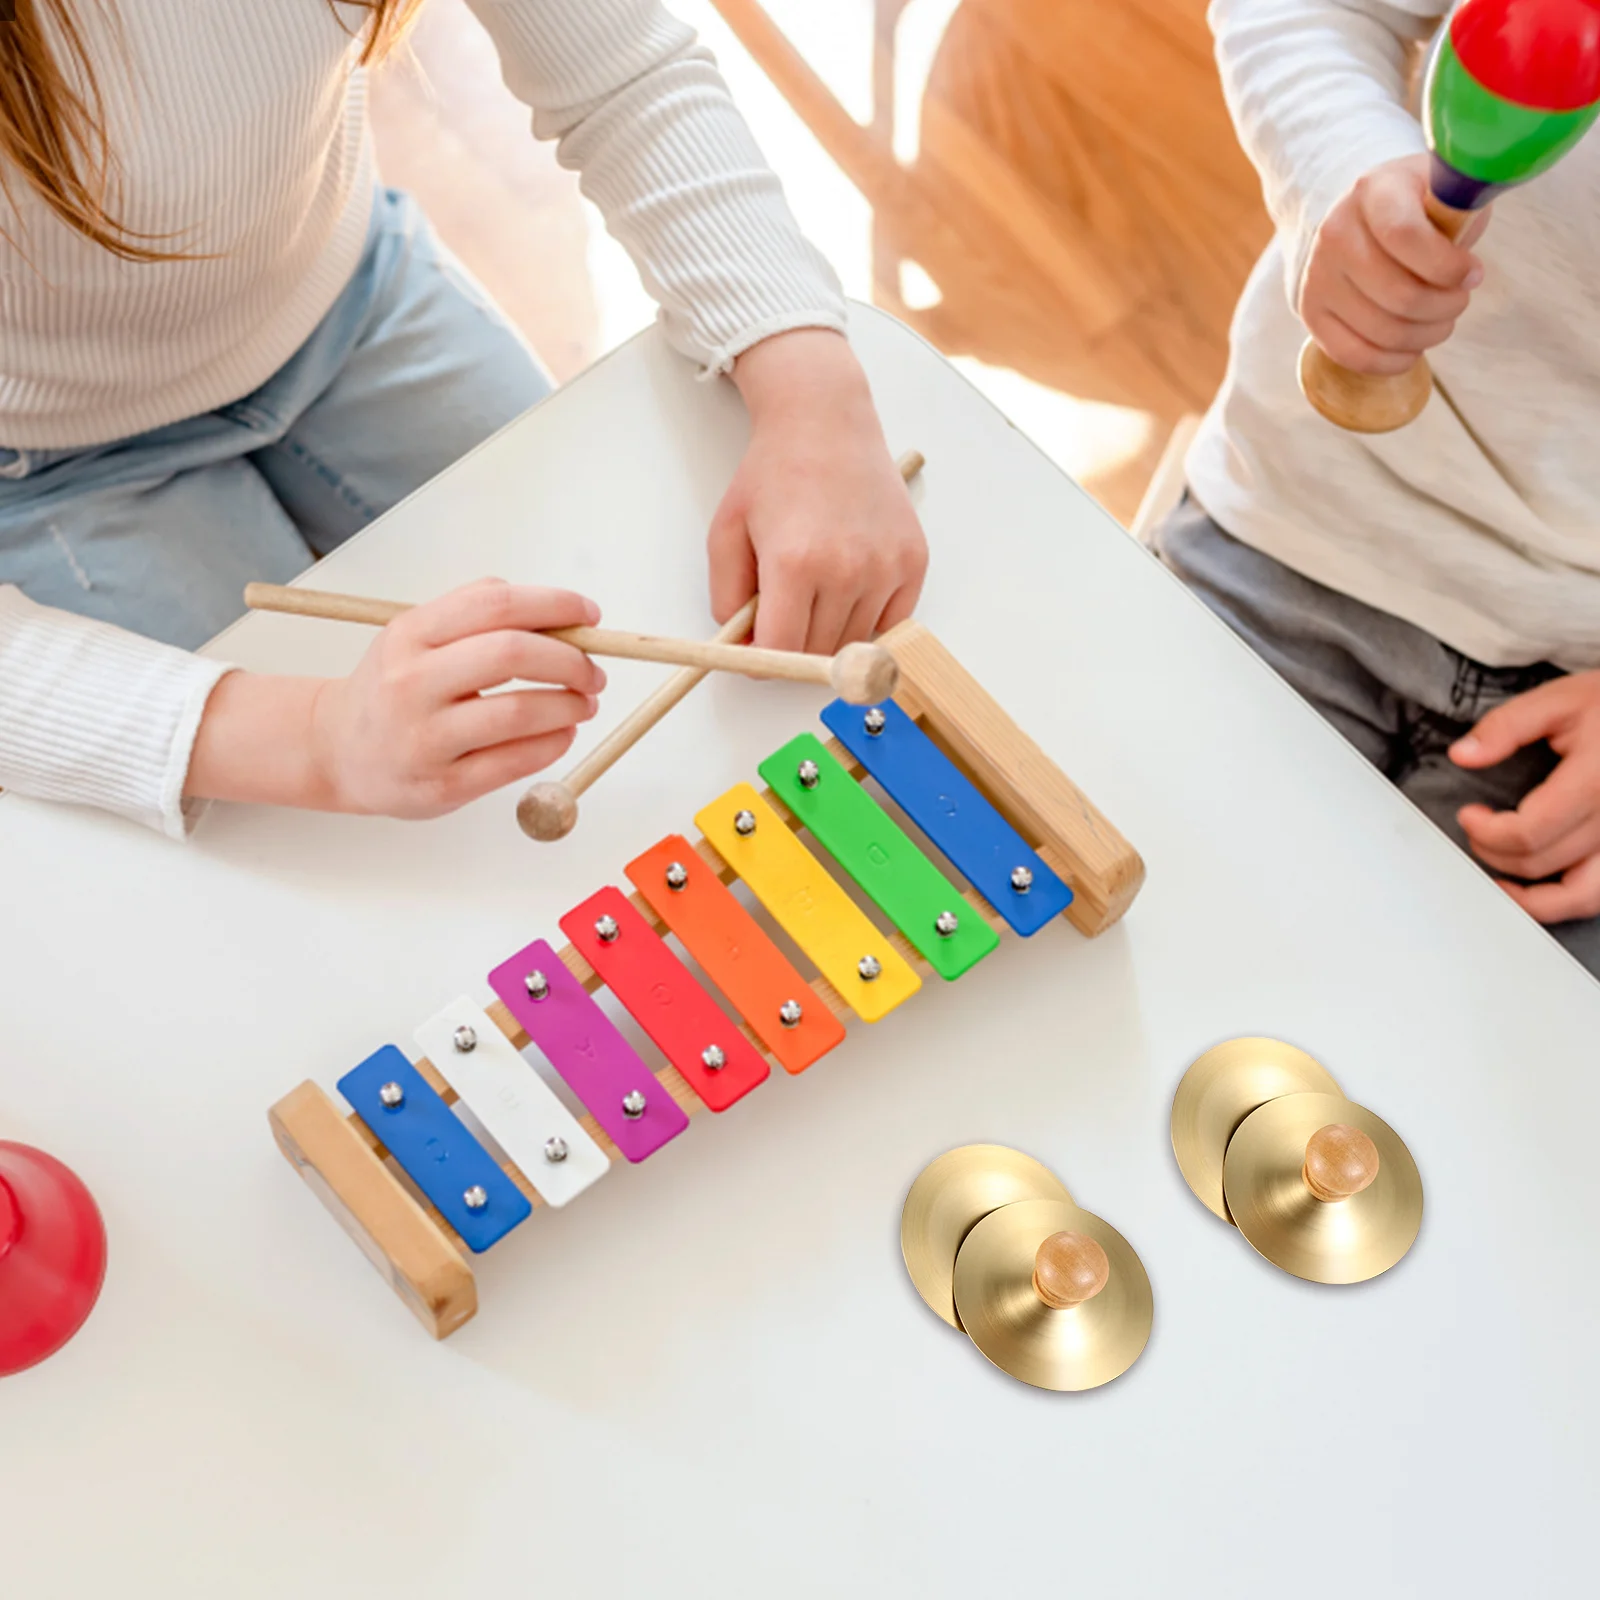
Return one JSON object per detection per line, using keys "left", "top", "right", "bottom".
{"left": 1032, "top": 1231, "right": 1111, "bottom": 1310}
{"left": 517, "top": 781, "right": 579, "bottom": 842}
{"left": 830, "top": 642, "right": 899, "bottom": 705}
{"left": 1302, "top": 1123, "right": 1380, "bottom": 1203}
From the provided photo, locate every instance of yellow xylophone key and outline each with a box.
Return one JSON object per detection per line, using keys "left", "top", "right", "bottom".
{"left": 697, "top": 784, "right": 920, "bottom": 1023}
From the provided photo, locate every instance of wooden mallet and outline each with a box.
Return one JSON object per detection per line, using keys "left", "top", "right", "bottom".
{"left": 1300, "top": 0, "right": 1600, "bottom": 432}
{"left": 242, "top": 584, "right": 901, "bottom": 704}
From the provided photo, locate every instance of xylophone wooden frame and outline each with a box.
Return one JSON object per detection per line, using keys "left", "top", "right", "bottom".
{"left": 268, "top": 619, "right": 1145, "bottom": 1338}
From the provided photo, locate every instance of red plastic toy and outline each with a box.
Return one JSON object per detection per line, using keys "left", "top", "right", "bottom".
{"left": 0, "top": 1140, "right": 107, "bottom": 1376}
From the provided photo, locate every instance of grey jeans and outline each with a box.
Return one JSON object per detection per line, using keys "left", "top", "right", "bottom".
{"left": 1156, "top": 495, "right": 1600, "bottom": 976}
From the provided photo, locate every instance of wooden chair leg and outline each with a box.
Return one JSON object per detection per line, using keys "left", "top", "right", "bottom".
{"left": 1129, "top": 413, "right": 1202, "bottom": 547}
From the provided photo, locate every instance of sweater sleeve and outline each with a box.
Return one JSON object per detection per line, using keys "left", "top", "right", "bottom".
{"left": 1210, "top": 0, "right": 1446, "bottom": 305}
{"left": 0, "top": 586, "right": 233, "bottom": 840}
{"left": 464, "top": 0, "right": 848, "bottom": 375}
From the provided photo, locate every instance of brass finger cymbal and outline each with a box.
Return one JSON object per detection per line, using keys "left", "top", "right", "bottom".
{"left": 952, "top": 1199, "right": 1153, "bottom": 1392}
{"left": 901, "top": 1146, "right": 1073, "bottom": 1328}
{"left": 1222, "top": 1092, "right": 1422, "bottom": 1285}
{"left": 1171, "top": 1037, "right": 1344, "bottom": 1222}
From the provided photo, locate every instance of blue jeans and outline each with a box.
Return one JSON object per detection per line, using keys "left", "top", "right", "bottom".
{"left": 1157, "top": 494, "right": 1600, "bottom": 977}
{"left": 0, "top": 189, "right": 550, "bottom": 650}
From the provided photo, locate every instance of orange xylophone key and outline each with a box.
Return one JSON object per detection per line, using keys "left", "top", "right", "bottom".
{"left": 626, "top": 836, "right": 846, "bottom": 1075}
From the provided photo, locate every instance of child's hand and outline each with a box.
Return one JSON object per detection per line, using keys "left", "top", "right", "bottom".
{"left": 1450, "top": 673, "right": 1600, "bottom": 922}
{"left": 309, "top": 579, "right": 605, "bottom": 816}
{"left": 711, "top": 329, "right": 927, "bottom": 654}
{"left": 188, "top": 579, "right": 605, "bottom": 817}
{"left": 1300, "top": 153, "right": 1488, "bottom": 376}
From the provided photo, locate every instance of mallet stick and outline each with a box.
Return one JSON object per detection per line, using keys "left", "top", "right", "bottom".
{"left": 242, "top": 590, "right": 900, "bottom": 703}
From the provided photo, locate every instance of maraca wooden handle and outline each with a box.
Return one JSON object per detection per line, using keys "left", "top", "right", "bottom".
{"left": 1423, "top": 192, "right": 1474, "bottom": 241}
{"left": 1297, "top": 192, "right": 1473, "bottom": 434}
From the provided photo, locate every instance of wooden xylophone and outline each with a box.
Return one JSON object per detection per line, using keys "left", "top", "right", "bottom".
{"left": 269, "top": 621, "right": 1145, "bottom": 1338}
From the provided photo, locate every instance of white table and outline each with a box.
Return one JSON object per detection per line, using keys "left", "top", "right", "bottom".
{"left": 3, "top": 306, "right": 1595, "bottom": 1598}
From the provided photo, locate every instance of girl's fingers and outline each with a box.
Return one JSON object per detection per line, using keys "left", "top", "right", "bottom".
{"left": 440, "top": 687, "right": 598, "bottom": 760}
{"left": 445, "top": 728, "right": 581, "bottom": 807}
{"left": 876, "top": 578, "right": 922, "bottom": 636}
{"left": 804, "top": 582, "right": 863, "bottom": 656}
{"left": 397, "top": 578, "right": 600, "bottom": 649}
{"left": 429, "top": 628, "right": 605, "bottom": 702}
{"left": 707, "top": 507, "right": 759, "bottom": 627}
{"left": 1498, "top": 851, "right": 1600, "bottom": 924}
{"left": 752, "top": 574, "right": 813, "bottom": 653}
{"left": 837, "top": 590, "right": 893, "bottom": 651}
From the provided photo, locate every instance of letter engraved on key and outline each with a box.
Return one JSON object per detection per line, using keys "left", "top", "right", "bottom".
{"left": 867, "top": 841, "right": 889, "bottom": 867}
{"left": 424, "top": 1136, "right": 448, "bottom": 1166}
{"left": 788, "top": 886, "right": 815, "bottom": 917}
{"left": 651, "top": 982, "right": 672, "bottom": 1007}
{"left": 572, "top": 1035, "right": 596, "bottom": 1060}
{"left": 937, "top": 792, "right": 959, "bottom": 817}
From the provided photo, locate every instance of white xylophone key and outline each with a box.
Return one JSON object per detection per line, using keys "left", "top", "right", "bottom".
{"left": 414, "top": 997, "right": 609, "bottom": 1208}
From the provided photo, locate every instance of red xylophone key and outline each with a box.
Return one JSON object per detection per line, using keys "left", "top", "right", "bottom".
{"left": 561, "top": 887, "right": 770, "bottom": 1112}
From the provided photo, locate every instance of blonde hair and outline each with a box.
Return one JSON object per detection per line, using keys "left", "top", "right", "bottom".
{"left": 0, "top": 0, "right": 425, "bottom": 260}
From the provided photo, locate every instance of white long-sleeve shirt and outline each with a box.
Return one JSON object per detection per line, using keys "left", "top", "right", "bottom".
{"left": 0, "top": 0, "right": 846, "bottom": 836}
{"left": 1188, "top": 0, "right": 1600, "bottom": 673}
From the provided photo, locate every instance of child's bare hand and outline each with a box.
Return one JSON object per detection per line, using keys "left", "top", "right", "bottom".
{"left": 1450, "top": 672, "right": 1600, "bottom": 922}
{"left": 711, "top": 329, "right": 927, "bottom": 654}
{"left": 1301, "top": 153, "right": 1488, "bottom": 376}
{"left": 309, "top": 578, "right": 605, "bottom": 818}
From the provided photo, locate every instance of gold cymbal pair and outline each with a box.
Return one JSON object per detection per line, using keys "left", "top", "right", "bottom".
{"left": 901, "top": 1146, "right": 1152, "bottom": 1391}
{"left": 1171, "top": 1037, "right": 1423, "bottom": 1284}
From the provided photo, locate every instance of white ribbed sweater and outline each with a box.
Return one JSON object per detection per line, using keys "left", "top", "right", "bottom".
{"left": 0, "top": 0, "right": 846, "bottom": 836}
{"left": 1189, "top": 0, "right": 1600, "bottom": 673}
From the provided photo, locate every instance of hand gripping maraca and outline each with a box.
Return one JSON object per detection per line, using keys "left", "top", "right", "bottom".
{"left": 1300, "top": 0, "right": 1600, "bottom": 433}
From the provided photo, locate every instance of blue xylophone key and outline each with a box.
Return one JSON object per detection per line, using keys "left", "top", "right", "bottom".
{"left": 820, "top": 698, "right": 1074, "bottom": 937}
{"left": 338, "top": 1045, "right": 531, "bottom": 1253}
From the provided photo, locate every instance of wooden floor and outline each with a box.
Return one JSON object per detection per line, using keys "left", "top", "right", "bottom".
{"left": 370, "top": 0, "right": 1269, "bottom": 524}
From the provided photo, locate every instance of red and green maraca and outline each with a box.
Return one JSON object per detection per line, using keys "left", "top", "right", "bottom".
{"left": 1300, "top": 0, "right": 1600, "bottom": 432}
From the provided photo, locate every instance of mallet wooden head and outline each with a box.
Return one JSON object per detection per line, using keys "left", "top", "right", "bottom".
{"left": 830, "top": 642, "right": 899, "bottom": 705}
{"left": 517, "top": 781, "right": 580, "bottom": 842}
